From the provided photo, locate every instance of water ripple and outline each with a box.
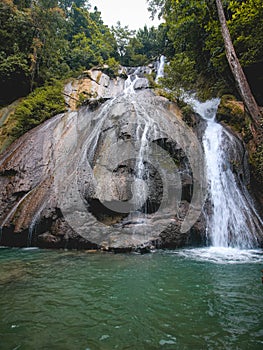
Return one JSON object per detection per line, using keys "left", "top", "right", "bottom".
{"left": 0, "top": 248, "right": 262, "bottom": 349}
{"left": 174, "top": 247, "right": 263, "bottom": 264}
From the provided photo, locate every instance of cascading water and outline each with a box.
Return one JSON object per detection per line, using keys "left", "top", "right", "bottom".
{"left": 28, "top": 201, "right": 47, "bottom": 246}
{"left": 1, "top": 56, "right": 262, "bottom": 254}
{"left": 122, "top": 70, "right": 158, "bottom": 224}
{"left": 124, "top": 75, "right": 139, "bottom": 94}
{"left": 37, "top": 63, "right": 185, "bottom": 250}
{"left": 155, "top": 55, "right": 165, "bottom": 82}
{"left": 188, "top": 96, "right": 262, "bottom": 248}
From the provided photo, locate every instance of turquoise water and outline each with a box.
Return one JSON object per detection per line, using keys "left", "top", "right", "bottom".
{"left": 0, "top": 247, "right": 263, "bottom": 350}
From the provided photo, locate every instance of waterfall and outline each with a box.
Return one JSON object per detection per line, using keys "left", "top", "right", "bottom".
{"left": 133, "top": 121, "right": 150, "bottom": 211}
{"left": 124, "top": 75, "right": 138, "bottom": 94}
{"left": 132, "top": 114, "right": 159, "bottom": 217}
{"left": 1, "top": 56, "right": 262, "bottom": 251}
{"left": 0, "top": 189, "right": 34, "bottom": 231}
{"left": 123, "top": 72, "right": 158, "bottom": 219}
{"left": 155, "top": 55, "right": 165, "bottom": 82}
{"left": 28, "top": 202, "right": 46, "bottom": 246}
{"left": 188, "top": 97, "right": 262, "bottom": 248}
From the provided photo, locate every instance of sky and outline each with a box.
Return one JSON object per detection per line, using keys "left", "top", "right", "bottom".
{"left": 89, "top": 0, "right": 161, "bottom": 30}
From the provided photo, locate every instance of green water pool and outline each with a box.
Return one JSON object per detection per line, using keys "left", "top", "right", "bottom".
{"left": 0, "top": 247, "right": 263, "bottom": 349}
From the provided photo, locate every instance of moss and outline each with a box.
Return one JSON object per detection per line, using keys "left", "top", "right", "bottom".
{"left": 217, "top": 95, "right": 244, "bottom": 130}
{"left": 76, "top": 90, "right": 99, "bottom": 108}
{"left": 10, "top": 81, "right": 66, "bottom": 138}
{"left": 0, "top": 80, "right": 66, "bottom": 153}
{"left": 95, "top": 71, "right": 102, "bottom": 84}
{"left": 76, "top": 92, "right": 89, "bottom": 108}
{"left": 249, "top": 142, "right": 263, "bottom": 182}
{"left": 181, "top": 105, "right": 197, "bottom": 127}
{"left": 216, "top": 94, "right": 263, "bottom": 195}
{"left": 217, "top": 94, "right": 253, "bottom": 141}
{"left": 154, "top": 88, "right": 177, "bottom": 102}
{"left": 144, "top": 73, "right": 156, "bottom": 88}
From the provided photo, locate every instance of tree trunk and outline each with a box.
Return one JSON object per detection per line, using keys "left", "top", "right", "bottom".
{"left": 215, "top": 0, "right": 262, "bottom": 127}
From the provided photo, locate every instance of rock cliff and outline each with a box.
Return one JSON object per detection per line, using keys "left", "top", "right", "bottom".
{"left": 0, "top": 67, "right": 208, "bottom": 250}
{"left": 1, "top": 66, "right": 262, "bottom": 250}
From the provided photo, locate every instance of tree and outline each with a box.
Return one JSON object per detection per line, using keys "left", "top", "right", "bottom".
{"left": 29, "top": 3, "right": 70, "bottom": 88}
{"left": 0, "top": 1, "right": 33, "bottom": 103}
{"left": 158, "top": 0, "right": 220, "bottom": 97}
{"left": 146, "top": 0, "right": 263, "bottom": 105}
{"left": 112, "top": 21, "right": 135, "bottom": 60}
{"left": 0, "top": 0, "right": 119, "bottom": 105}
{"left": 215, "top": 0, "right": 262, "bottom": 126}
{"left": 135, "top": 25, "right": 162, "bottom": 59}
{"left": 227, "top": 0, "right": 263, "bottom": 67}
{"left": 13, "top": 0, "right": 32, "bottom": 9}
{"left": 69, "top": 32, "right": 101, "bottom": 71}
{"left": 67, "top": 4, "right": 117, "bottom": 70}
{"left": 121, "top": 37, "right": 148, "bottom": 66}
{"left": 147, "top": 0, "right": 165, "bottom": 20}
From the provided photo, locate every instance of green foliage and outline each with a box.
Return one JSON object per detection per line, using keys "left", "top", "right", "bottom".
{"left": 112, "top": 21, "right": 136, "bottom": 60}
{"left": 162, "top": 53, "right": 198, "bottom": 95}
{"left": 2, "top": 0, "right": 263, "bottom": 109}
{"left": 10, "top": 81, "right": 66, "bottom": 138}
{"left": 102, "top": 58, "right": 120, "bottom": 78}
{"left": 150, "top": 0, "right": 263, "bottom": 102}
{"left": 135, "top": 25, "right": 161, "bottom": 59}
{"left": 13, "top": 0, "right": 32, "bottom": 9}
{"left": 112, "top": 21, "right": 170, "bottom": 67}
{"left": 66, "top": 3, "right": 117, "bottom": 71}
{"left": 0, "top": 0, "right": 118, "bottom": 105}
{"left": 217, "top": 95, "right": 246, "bottom": 132}
{"left": 28, "top": 4, "right": 71, "bottom": 87}
{"left": 144, "top": 73, "right": 156, "bottom": 88}
{"left": 228, "top": 0, "right": 263, "bottom": 66}
{"left": 69, "top": 32, "right": 102, "bottom": 71}
{"left": 0, "top": 1, "right": 33, "bottom": 55}
{"left": 162, "top": 0, "right": 220, "bottom": 96}
{"left": 0, "top": 52, "right": 30, "bottom": 105}
{"left": 121, "top": 37, "right": 148, "bottom": 66}
{"left": 0, "top": 1, "right": 33, "bottom": 103}
{"left": 147, "top": 0, "right": 165, "bottom": 20}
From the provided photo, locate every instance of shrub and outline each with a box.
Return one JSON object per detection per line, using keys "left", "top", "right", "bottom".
{"left": 10, "top": 81, "right": 66, "bottom": 138}
{"left": 102, "top": 57, "right": 120, "bottom": 78}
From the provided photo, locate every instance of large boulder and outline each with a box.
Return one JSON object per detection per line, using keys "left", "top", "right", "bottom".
{"left": 0, "top": 70, "right": 207, "bottom": 250}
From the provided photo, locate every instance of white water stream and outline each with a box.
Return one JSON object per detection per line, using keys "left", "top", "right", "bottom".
{"left": 187, "top": 96, "right": 262, "bottom": 249}
{"left": 123, "top": 69, "right": 158, "bottom": 219}
{"left": 155, "top": 55, "right": 165, "bottom": 82}
{"left": 1, "top": 57, "right": 262, "bottom": 258}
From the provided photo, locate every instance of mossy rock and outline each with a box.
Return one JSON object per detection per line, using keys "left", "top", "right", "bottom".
{"left": 217, "top": 94, "right": 253, "bottom": 142}
{"left": 249, "top": 139, "right": 263, "bottom": 186}
{"left": 0, "top": 81, "right": 66, "bottom": 154}
{"left": 217, "top": 95, "right": 244, "bottom": 128}
{"left": 217, "top": 95, "right": 263, "bottom": 205}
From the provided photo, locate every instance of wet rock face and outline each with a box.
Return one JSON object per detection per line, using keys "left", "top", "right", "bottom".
{"left": 0, "top": 69, "right": 207, "bottom": 250}
{"left": 64, "top": 68, "right": 126, "bottom": 110}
